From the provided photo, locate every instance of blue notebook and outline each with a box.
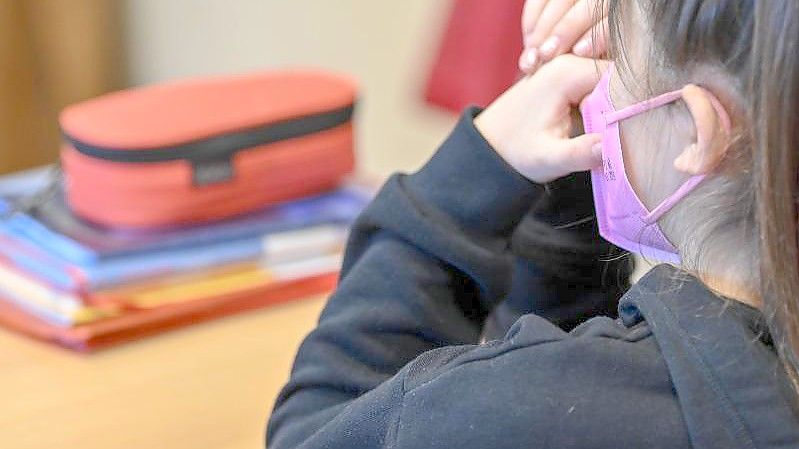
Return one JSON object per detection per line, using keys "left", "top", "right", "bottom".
{"left": 0, "top": 231, "right": 273, "bottom": 291}
{"left": 0, "top": 167, "right": 373, "bottom": 290}
{"left": 6, "top": 189, "right": 366, "bottom": 262}
{"left": 0, "top": 168, "right": 369, "bottom": 263}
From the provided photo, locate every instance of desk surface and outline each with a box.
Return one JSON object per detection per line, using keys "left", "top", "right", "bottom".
{"left": 0, "top": 295, "right": 326, "bottom": 449}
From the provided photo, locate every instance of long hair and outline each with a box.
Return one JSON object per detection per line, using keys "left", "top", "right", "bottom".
{"left": 604, "top": 0, "right": 799, "bottom": 387}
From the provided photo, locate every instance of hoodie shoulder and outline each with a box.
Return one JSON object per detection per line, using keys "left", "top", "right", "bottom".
{"left": 396, "top": 314, "right": 691, "bottom": 449}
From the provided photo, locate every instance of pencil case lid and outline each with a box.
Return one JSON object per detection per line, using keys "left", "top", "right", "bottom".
{"left": 58, "top": 70, "right": 358, "bottom": 228}
{"left": 60, "top": 70, "right": 357, "bottom": 154}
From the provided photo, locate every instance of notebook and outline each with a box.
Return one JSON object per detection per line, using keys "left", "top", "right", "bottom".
{"left": 0, "top": 272, "right": 337, "bottom": 352}
{"left": 1, "top": 174, "right": 369, "bottom": 264}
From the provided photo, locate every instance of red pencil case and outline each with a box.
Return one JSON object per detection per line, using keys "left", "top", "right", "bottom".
{"left": 59, "top": 70, "right": 357, "bottom": 228}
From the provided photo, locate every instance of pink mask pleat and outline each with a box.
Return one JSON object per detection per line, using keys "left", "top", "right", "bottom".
{"left": 580, "top": 66, "right": 730, "bottom": 263}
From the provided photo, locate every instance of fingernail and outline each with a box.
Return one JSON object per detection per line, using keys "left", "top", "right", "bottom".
{"left": 573, "top": 39, "right": 591, "bottom": 56}
{"left": 518, "top": 52, "right": 528, "bottom": 71}
{"left": 519, "top": 48, "right": 538, "bottom": 71}
{"left": 539, "top": 36, "right": 560, "bottom": 58}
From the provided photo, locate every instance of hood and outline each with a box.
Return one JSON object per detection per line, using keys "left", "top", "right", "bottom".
{"left": 620, "top": 264, "right": 799, "bottom": 449}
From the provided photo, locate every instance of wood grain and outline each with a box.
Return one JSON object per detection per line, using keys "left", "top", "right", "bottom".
{"left": 0, "top": 295, "right": 326, "bottom": 449}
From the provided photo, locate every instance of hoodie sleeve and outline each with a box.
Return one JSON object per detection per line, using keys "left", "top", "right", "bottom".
{"left": 481, "top": 171, "right": 633, "bottom": 338}
{"left": 266, "top": 107, "right": 564, "bottom": 448}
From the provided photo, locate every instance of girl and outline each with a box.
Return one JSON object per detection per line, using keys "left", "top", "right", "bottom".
{"left": 267, "top": 1, "right": 799, "bottom": 448}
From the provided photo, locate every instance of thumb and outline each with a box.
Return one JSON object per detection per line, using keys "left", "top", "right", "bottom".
{"left": 557, "top": 57, "right": 611, "bottom": 106}
{"left": 556, "top": 133, "right": 603, "bottom": 174}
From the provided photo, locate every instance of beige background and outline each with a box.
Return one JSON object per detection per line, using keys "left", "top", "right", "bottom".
{"left": 122, "top": 0, "right": 457, "bottom": 178}
{"left": 1, "top": 4, "right": 656, "bottom": 448}
{"left": 2, "top": 3, "right": 463, "bottom": 448}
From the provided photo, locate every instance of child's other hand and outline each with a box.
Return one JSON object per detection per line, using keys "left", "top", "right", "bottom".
{"left": 474, "top": 55, "right": 607, "bottom": 184}
{"left": 519, "top": 0, "right": 608, "bottom": 74}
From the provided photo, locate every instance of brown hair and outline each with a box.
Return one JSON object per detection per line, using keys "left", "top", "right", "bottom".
{"left": 605, "top": 0, "right": 799, "bottom": 386}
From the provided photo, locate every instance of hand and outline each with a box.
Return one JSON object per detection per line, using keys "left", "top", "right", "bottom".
{"left": 519, "top": 0, "right": 608, "bottom": 74}
{"left": 474, "top": 55, "right": 608, "bottom": 184}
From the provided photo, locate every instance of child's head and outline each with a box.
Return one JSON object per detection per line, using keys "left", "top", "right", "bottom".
{"left": 604, "top": 0, "right": 799, "bottom": 383}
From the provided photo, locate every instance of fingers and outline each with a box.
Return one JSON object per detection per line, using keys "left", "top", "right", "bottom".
{"left": 539, "top": 0, "right": 595, "bottom": 60}
{"left": 525, "top": 0, "right": 577, "bottom": 49}
{"left": 573, "top": 17, "right": 609, "bottom": 57}
{"left": 547, "top": 56, "right": 609, "bottom": 106}
{"left": 526, "top": 132, "right": 602, "bottom": 183}
{"left": 519, "top": 0, "right": 609, "bottom": 74}
{"left": 522, "top": 0, "right": 549, "bottom": 39}
{"left": 555, "top": 132, "right": 603, "bottom": 174}
{"left": 552, "top": 0, "right": 606, "bottom": 60}
{"left": 519, "top": 48, "right": 540, "bottom": 74}
{"left": 520, "top": 0, "right": 576, "bottom": 73}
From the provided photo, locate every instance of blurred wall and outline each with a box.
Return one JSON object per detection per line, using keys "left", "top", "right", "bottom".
{"left": 123, "top": 0, "right": 457, "bottom": 178}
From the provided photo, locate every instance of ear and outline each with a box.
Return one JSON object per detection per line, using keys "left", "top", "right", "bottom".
{"left": 673, "top": 84, "right": 733, "bottom": 175}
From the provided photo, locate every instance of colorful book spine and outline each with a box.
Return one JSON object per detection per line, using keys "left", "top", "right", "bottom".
{"left": 0, "top": 259, "right": 114, "bottom": 326}
{"left": 0, "top": 225, "right": 348, "bottom": 326}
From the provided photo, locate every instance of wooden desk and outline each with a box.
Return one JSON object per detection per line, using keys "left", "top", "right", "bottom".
{"left": 0, "top": 295, "right": 326, "bottom": 449}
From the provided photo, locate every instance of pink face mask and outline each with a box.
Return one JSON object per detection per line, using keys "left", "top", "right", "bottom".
{"left": 580, "top": 67, "right": 728, "bottom": 263}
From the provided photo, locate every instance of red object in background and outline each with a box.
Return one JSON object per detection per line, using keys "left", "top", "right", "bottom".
{"left": 425, "top": 0, "right": 525, "bottom": 113}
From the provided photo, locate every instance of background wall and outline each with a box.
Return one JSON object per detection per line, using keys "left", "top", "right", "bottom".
{"left": 0, "top": 1, "right": 123, "bottom": 174}
{"left": 122, "top": 0, "right": 457, "bottom": 178}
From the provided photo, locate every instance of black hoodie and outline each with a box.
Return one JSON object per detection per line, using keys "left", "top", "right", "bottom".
{"left": 266, "top": 108, "right": 799, "bottom": 448}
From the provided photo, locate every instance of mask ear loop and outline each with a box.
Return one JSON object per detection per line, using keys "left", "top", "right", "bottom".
{"left": 605, "top": 90, "right": 683, "bottom": 125}
{"left": 604, "top": 88, "right": 730, "bottom": 225}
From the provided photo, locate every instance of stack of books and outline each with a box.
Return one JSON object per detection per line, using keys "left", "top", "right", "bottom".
{"left": 0, "top": 167, "right": 373, "bottom": 351}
